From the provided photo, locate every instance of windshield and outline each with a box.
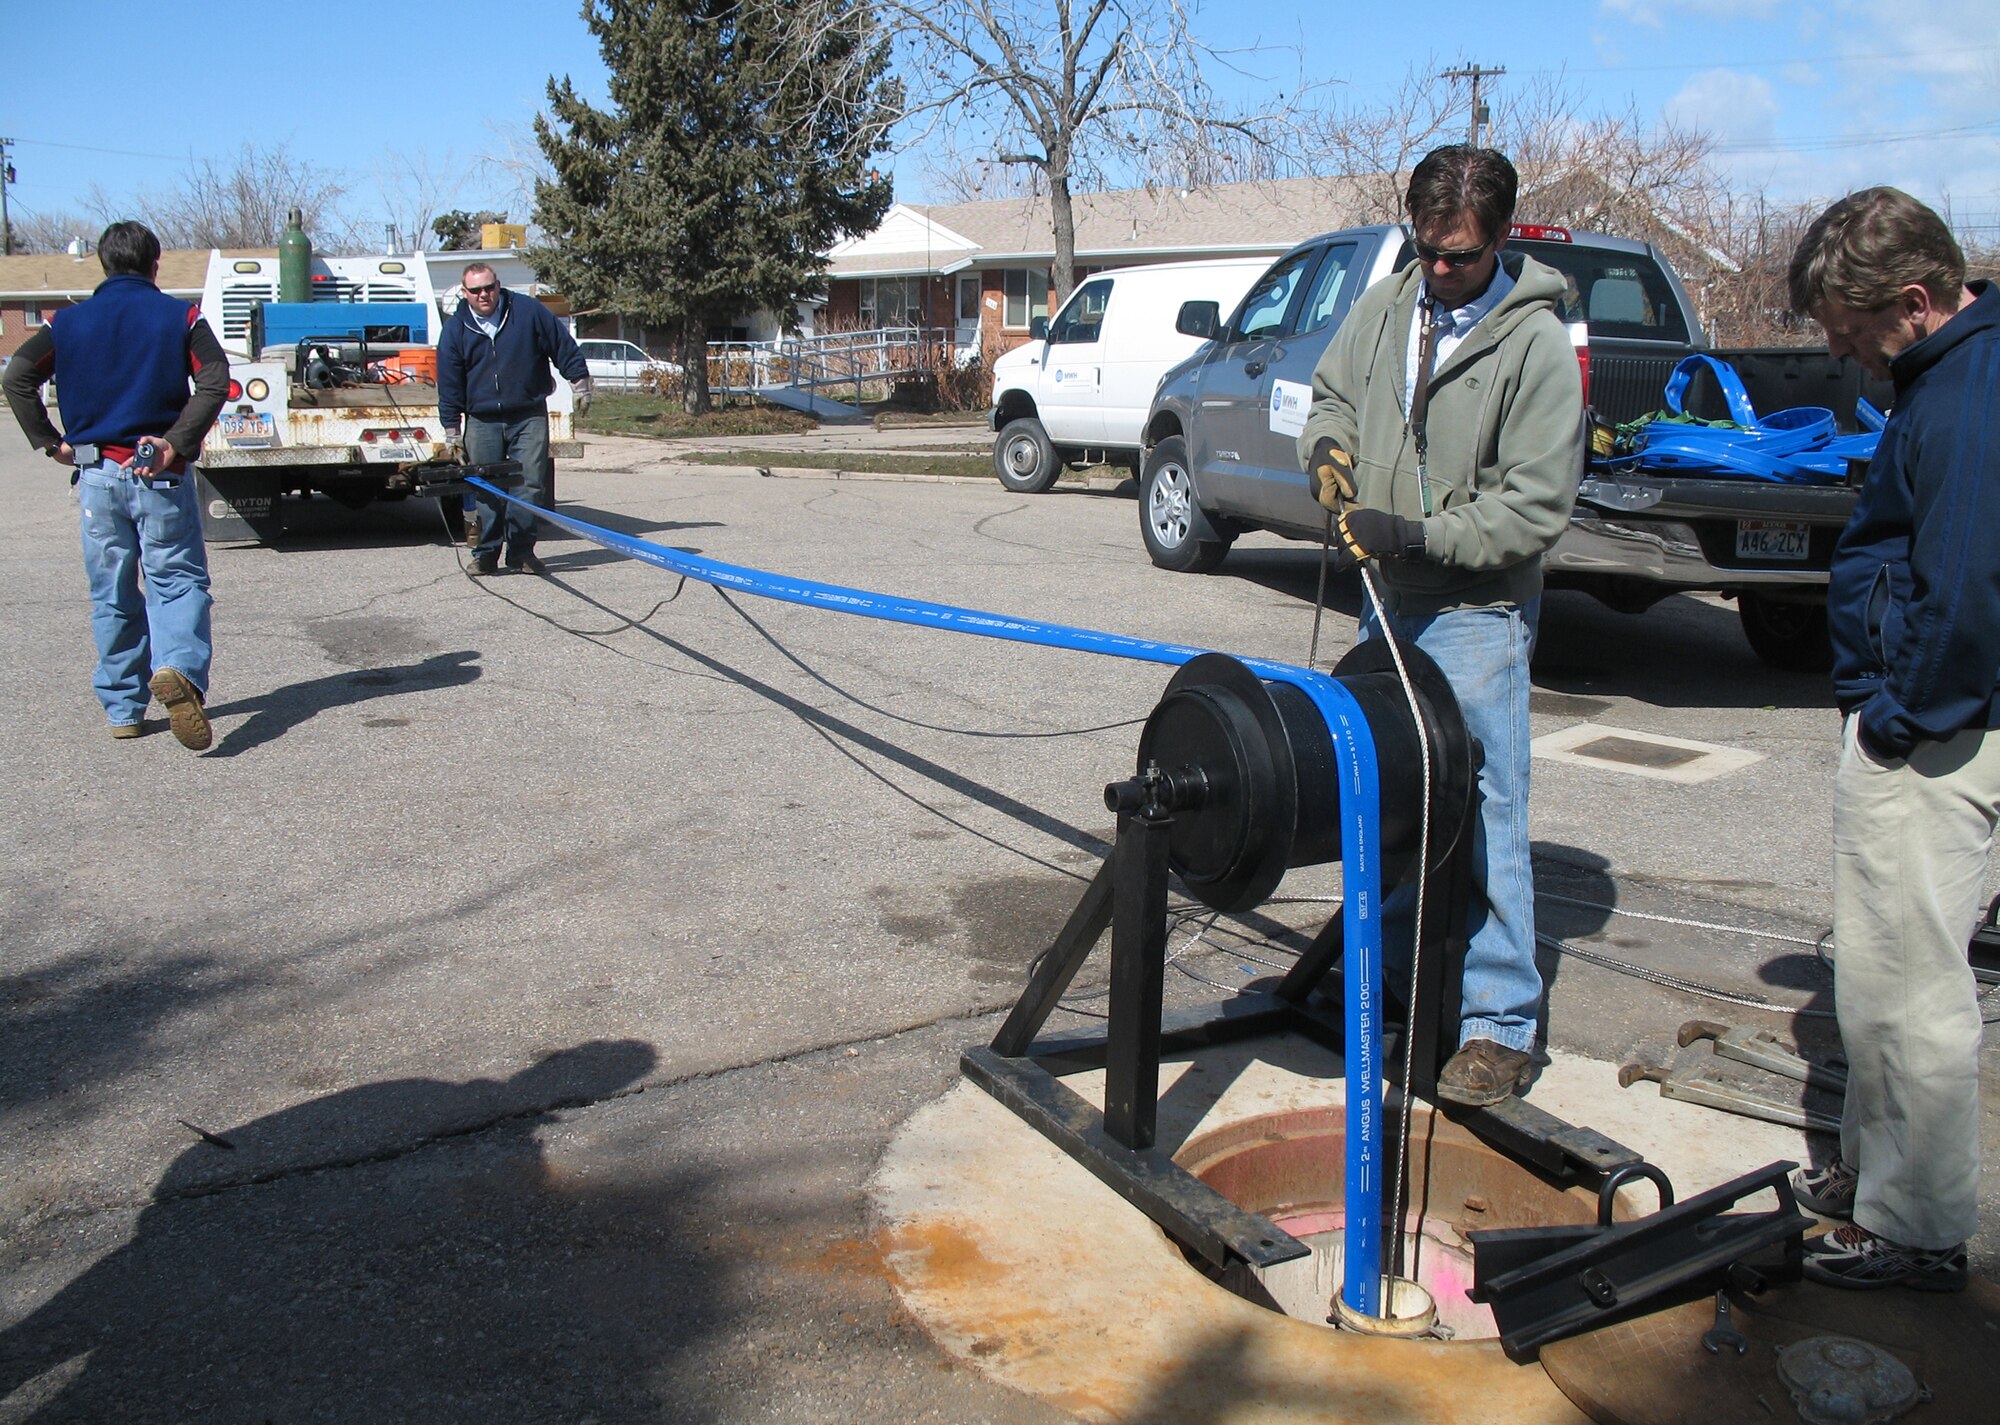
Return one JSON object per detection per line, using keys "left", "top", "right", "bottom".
{"left": 1395, "top": 238, "right": 1691, "bottom": 344}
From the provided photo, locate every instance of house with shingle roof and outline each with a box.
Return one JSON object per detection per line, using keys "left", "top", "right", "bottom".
{"left": 0, "top": 248, "right": 275, "bottom": 360}
{"left": 822, "top": 176, "right": 1382, "bottom": 359}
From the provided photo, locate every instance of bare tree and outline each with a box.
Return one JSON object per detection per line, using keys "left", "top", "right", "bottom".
{"left": 870, "top": 0, "right": 1292, "bottom": 300}
{"left": 2, "top": 207, "right": 97, "bottom": 255}
{"left": 86, "top": 144, "right": 353, "bottom": 249}
{"left": 1299, "top": 64, "right": 1466, "bottom": 221}
{"left": 912, "top": 141, "right": 1043, "bottom": 204}
{"left": 375, "top": 148, "right": 467, "bottom": 252}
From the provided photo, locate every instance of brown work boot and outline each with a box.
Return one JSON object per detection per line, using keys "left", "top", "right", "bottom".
{"left": 148, "top": 668, "right": 212, "bottom": 752}
{"left": 1436, "top": 1039, "right": 1532, "bottom": 1107}
{"left": 110, "top": 721, "right": 145, "bottom": 740}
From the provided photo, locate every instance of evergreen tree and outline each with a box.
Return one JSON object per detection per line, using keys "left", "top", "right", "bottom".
{"left": 533, "top": 0, "right": 898, "bottom": 412}
{"left": 432, "top": 209, "right": 510, "bottom": 251}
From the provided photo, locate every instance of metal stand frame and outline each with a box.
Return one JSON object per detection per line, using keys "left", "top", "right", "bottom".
{"left": 962, "top": 761, "right": 1644, "bottom": 1272}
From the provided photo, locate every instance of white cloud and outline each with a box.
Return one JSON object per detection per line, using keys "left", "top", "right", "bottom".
{"left": 1666, "top": 70, "right": 1781, "bottom": 146}
{"left": 1600, "top": 0, "right": 1783, "bottom": 27}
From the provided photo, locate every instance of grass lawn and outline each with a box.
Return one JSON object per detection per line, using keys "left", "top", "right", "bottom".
{"left": 575, "top": 394, "right": 819, "bottom": 439}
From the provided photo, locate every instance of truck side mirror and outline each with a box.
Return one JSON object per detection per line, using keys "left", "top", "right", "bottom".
{"left": 1029, "top": 315, "right": 1048, "bottom": 341}
{"left": 1176, "top": 301, "right": 1220, "bottom": 340}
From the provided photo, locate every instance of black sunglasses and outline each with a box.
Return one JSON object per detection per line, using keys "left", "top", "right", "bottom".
{"left": 464, "top": 282, "right": 501, "bottom": 296}
{"left": 1412, "top": 239, "right": 1491, "bottom": 269}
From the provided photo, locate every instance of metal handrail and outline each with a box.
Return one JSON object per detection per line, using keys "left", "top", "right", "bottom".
{"left": 705, "top": 326, "right": 956, "bottom": 395}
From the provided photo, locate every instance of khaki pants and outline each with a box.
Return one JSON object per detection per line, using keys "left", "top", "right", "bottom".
{"left": 1832, "top": 714, "right": 2000, "bottom": 1249}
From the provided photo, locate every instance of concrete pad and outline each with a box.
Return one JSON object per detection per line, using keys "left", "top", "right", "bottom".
{"left": 1532, "top": 724, "right": 1764, "bottom": 785}
{"left": 871, "top": 1042, "right": 1810, "bottom": 1424}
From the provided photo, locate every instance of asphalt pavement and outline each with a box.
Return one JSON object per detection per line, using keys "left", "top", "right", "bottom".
{"left": 2, "top": 432, "right": 1994, "bottom": 1422}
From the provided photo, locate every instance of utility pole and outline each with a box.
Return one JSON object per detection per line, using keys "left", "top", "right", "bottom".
{"left": 1, "top": 137, "right": 15, "bottom": 256}
{"left": 1439, "top": 65, "right": 1506, "bottom": 147}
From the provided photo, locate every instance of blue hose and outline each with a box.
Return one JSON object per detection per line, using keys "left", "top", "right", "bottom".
{"left": 470, "top": 478, "right": 1392, "bottom": 1315}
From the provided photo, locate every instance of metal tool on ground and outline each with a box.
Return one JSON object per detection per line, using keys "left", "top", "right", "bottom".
{"left": 1973, "top": 893, "right": 2000, "bottom": 986}
{"left": 1701, "top": 1289, "right": 1748, "bottom": 1356}
{"left": 1467, "top": 1160, "right": 1807, "bottom": 1363}
{"left": 1618, "top": 1057, "right": 1841, "bottom": 1134}
{"left": 1677, "top": 1019, "right": 1848, "bottom": 1095}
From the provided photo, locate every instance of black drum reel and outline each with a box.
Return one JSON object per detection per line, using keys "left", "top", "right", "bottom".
{"left": 964, "top": 636, "right": 1648, "bottom": 1273}
{"left": 1123, "top": 641, "right": 1476, "bottom": 912}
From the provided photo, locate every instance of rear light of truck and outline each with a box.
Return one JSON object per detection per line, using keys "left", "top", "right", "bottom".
{"left": 227, "top": 379, "right": 243, "bottom": 400}
{"left": 1510, "top": 223, "right": 1572, "bottom": 242}
{"left": 1568, "top": 320, "right": 1590, "bottom": 406}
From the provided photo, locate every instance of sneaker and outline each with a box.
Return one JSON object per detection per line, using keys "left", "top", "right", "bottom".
{"left": 147, "top": 668, "right": 212, "bottom": 752}
{"left": 1802, "top": 1223, "right": 1967, "bottom": 1292}
{"left": 470, "top": 554, "right": 500, "bottom": 577}
{"left": 1436, "top": 1039, "right": 1533, "bottom": 1107}
{"left": 506, "top": 551, "right": 547, "bottom": 575}
{"left": 1791, "top": 1159, "right": 1857, "bottom": 1219}
{"left": 110, "top": 722, "right": 145, "bottom": 740}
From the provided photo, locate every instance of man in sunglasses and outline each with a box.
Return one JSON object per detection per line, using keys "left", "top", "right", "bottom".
{"left": 436, "top": 262, "right": 591, "bottom": 575}
{"left": 1296, "top": 144, "right": 1585, "bottom": 1107}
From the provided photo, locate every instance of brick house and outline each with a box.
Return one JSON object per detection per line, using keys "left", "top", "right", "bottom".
{"left": 821, "top": 176, "right": 1380, "bottom": 364}
{"left": 0, "top": 248, "right": 276, "bottom": 361}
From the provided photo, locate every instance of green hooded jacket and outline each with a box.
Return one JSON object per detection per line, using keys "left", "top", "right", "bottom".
{"left": 1296, "top": 250, "right": 1585, "bottom": 615}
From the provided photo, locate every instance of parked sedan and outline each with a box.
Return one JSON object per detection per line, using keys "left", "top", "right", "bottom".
{"left": 578, "top": 339, "right": 680, "bottom": 391}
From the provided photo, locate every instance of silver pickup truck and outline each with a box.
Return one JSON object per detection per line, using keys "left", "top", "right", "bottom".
{"left": 1137, "top": 223, "right": 1888, "bottom": 670}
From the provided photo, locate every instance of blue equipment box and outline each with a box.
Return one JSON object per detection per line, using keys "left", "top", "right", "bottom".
{"left": 254, "top": 301, "right": 430, "bottom": 352}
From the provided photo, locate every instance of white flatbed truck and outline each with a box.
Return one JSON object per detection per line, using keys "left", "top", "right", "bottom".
{"left": 193, "top": 250, "right": 581, "bottom": 541}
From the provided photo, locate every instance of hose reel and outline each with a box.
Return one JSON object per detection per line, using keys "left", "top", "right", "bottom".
{"left": 1126, "top": 642, "right": 1475, "bottom": 912}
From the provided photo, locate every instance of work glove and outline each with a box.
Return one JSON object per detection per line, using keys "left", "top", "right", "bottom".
{"left": 1334, "top": 506, "right": 1426, "bottom": 569}
{"left": 571, "top": 377, "right": 593, "bottom": 415}
{"left": 1306, "top": 437, "right": 1356, "bottom": 512}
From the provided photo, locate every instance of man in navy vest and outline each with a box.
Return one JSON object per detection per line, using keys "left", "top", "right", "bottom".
{"left": 3, "top": 222, "right": 231, "bottom": 750}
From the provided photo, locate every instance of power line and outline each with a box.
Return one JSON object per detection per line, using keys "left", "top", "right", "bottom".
{"left": 1519, "top": 43, "right": 1998, "bottom": 77}
{"left": 1711, "top": 119, "right": 2000, "bottom": 154}
{"left": 13, "top": 136, "right": 188, "bottom": 161}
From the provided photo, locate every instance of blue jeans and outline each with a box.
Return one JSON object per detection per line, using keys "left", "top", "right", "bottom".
{"left": 1360, "top": 597, "right": 1541, "bottom": 1053}
{"left": 76, "top": 461, "right": 213, "bottom": 727}
{"left": 464, "top": 410, "right": 552, "bottom": 561}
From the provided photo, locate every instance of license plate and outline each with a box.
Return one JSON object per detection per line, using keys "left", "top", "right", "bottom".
{"left": 1736, "top": 519, "right": 1810, "bottom": 561}
{"left": 217, "top": 412, "right": 277, "bottom": 447}
{"left": 363, "top": 444, "right": 416, "bottom": 463}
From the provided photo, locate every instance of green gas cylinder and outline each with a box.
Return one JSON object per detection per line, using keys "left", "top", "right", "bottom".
{"left": 278, "top": 208, "right": 312, "bottom": 303}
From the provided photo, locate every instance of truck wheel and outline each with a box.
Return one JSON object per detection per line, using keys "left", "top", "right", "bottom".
{"left": 994, "top": 417, "right": 1060, "bottom": 493}
{"left": 1737, "top": 592, "right": 1833, "bottom": 673}
{"left": 1140, "top": 437, "right": 1232, "bottom": 573}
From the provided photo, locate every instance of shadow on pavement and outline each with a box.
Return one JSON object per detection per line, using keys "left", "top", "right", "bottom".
{"left": 0, "top": 1041, "right": 683, "bottom": 1424}
{"left": 0, "top": 948, "right": 222, "bottom": 1126}
{"left": 202, "top": 651, "right": 483, "bottom": 758}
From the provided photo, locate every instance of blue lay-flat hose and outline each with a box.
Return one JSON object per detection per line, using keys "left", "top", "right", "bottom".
{"left": 1629, "top": 353, "right": 1878, "bottom": 483}
{"left": 470, "top": 477, "right": 1394, "bottom": 1317}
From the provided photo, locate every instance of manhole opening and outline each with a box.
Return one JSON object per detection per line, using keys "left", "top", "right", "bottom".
{"left": 1175, "top": 1104, "right": 1610, "bottom": 1343}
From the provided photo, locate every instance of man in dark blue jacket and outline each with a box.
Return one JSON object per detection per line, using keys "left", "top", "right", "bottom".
{"left": 1786, "top": 187, "right": 1997, "bottom": 1292}
{"left": 436, "top": 262, "right": 589, "bottom": 575}
{"left": 3, "top": 222, "right": 231, "bottom": 750}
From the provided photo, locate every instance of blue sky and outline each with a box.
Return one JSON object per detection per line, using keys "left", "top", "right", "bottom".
{"left": 4, "top": 0, "right": 1996, "bottom": 243}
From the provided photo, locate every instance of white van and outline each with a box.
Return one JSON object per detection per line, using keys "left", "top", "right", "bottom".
{"left": 988, "top": 257, "right": 1270, "bottom": 492}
